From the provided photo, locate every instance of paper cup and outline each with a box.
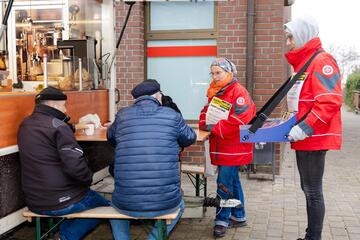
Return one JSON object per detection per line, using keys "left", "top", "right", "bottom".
{"left": 85, "top": 124, "right": 95, "bottom": 136}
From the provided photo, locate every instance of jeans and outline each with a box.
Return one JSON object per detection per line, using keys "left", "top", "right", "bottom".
{"left": 296, "top": 150, "right": 327, "bottom": 240}
{"left": 34, "top": 189, "right": 110, "bottom": 240}
{"left": 110, "top": 200, "right": 185, "bottom": 240}
{"left": 215, "top": 166, "right": 246, "bottom": 227}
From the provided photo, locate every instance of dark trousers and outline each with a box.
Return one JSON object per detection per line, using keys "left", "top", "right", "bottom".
{"left": 296, "top": 150, "right": 327, "bottom": 240}
{"left": 35, "top": 190, "right": 110, "bottom": 240}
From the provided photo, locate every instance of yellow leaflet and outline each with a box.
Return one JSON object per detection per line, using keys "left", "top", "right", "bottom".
{"left": 211, "top": 97, "right": 232, "bottom": 111}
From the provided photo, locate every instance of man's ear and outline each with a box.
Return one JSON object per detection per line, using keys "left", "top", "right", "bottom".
{"left": 156, "top": 92, "right": 163, "bottom": 104}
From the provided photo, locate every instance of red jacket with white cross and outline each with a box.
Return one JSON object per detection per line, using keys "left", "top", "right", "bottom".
{"left": 285, "top": 37, "right": 342, "bottom": 150}
{"left": 199, "top": 80, "right": 256, "bottom": 166}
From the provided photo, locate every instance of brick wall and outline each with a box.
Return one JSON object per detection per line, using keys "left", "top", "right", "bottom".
{"left": 217, "top": 1, "right": 248, "bottom": 86}
{"left": 114, "top": 1, "right": 292, "bottom": 174}
{"left": 180, "top": 143, "right": 206, "bottom": 164}
{"left": 114, "top": 2, "right": 145, "bottom": 109}
{"left": 253, "top": 0, "right": 292, "bottom": 174}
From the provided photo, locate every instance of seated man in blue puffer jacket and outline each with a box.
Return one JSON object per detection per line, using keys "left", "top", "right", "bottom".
{"left": 107, "top": 79, "right": 197, "bottom": 240}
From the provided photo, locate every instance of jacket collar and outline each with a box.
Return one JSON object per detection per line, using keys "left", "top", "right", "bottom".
{"left": 35, "top": 104, "right": 70, "bottom": 123}
{"left": 285, "top": 37, "right": 323, "bottom": 68}
{"left": 215, "top": 79, "right": 237, "bottom": 97}
{"left": 134, "top": 95, "right": 161, "bottom": 106}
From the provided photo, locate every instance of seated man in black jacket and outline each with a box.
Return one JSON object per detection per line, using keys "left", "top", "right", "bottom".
{"left": 17, "top": 87, "right": 109, "bottom": 240}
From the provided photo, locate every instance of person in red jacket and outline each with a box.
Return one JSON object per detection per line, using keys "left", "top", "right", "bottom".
{"left": 284, "top": 16, "right": 342, "bottom": 240}
{"left": 198, "top": 57, "right": 256, "bottom": 238}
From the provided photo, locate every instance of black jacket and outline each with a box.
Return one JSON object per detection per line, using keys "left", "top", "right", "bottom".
{"left": 17, "top": 104, "right": 93, "bottom": 211}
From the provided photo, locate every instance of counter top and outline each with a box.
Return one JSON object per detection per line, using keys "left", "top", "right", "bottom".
{"left": 0, "top": 90, "right": 109, "bottom": 148}
{"left": 196, "top": 129, "right": 210, "bottom": 142}
{"left": 0, "top": 89, "right": 108, "bottom": 95}
{"left": 75, "top": 128, "right": 107, "bottom": 141}
{"left": 75, "top": 128, "right": 210, "bottom": 142}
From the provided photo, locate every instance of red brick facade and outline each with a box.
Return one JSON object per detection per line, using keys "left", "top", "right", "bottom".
{"left": 114, "top": 2, "right": 146, "bottom": 108}
{"left": 114, "top": 1, "right": 292, "bottom": 175}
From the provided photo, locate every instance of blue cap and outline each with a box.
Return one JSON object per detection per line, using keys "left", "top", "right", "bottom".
{"left": 131, "top": 79, "right": 161, "bottom": 99}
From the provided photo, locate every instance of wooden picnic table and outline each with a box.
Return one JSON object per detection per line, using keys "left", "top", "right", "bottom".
{"left": 75, "top": 127, "right": 210, "bottom": 142}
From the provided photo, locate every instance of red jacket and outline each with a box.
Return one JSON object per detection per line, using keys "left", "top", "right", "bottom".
{"left": 285, "top": 38, "right": 342, "bottom": 150}
{"left": 199, "top": 80, "right": 256, "bottom": 166}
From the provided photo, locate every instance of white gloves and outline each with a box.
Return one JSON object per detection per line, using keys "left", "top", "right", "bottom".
{"left": 288, "top": 125, "right": 308, "bottom": 142}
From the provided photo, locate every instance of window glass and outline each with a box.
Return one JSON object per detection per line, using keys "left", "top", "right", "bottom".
{"left": 150, "top": 2, "right": 214, "bottom": 31}
{"left": 147, "top": 40, "right": 216, "bottom": 120}
{"left": 7, "top": 0, "right": 105, "bottom": 91}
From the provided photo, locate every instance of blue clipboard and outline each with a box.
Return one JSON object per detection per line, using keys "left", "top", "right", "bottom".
{"left": 240, "top": 115, "right": 296, "bottom": 143}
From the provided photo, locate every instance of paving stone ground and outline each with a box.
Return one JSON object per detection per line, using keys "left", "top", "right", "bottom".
{"left": 6, "top": 108, "right": 360, "bottom": 240}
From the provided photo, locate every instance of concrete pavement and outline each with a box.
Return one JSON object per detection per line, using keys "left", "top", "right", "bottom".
{"left": 8, "top": 108, "right": 360, "bottom": 240}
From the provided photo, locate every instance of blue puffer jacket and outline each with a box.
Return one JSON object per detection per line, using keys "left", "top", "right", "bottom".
{"left": 107, "top": 96, "right": 196, "bottom": 217}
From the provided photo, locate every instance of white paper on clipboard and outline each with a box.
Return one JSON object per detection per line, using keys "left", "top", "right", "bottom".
{"left": 205, "top": 97, "right": 232, "bottom": 125}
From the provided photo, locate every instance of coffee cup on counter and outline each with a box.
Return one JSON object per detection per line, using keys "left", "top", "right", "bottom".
{"left": 84, "top": 124, "right": 95, "bottom": 136}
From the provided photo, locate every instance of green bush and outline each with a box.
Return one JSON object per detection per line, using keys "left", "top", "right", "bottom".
{"left": 345, "top": 71, "right": 360, "bottom": 108}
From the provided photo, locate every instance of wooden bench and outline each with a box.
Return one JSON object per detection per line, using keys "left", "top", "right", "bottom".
{"left": 181, "top": 164, "right": 207, "bottom": 198}
{"left": 23, "top": 206, "right": 180, "bottom": 240}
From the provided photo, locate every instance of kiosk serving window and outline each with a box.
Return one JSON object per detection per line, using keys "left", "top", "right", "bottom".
{"left": 4, "top": 0, "right": 111, "bottom": 92}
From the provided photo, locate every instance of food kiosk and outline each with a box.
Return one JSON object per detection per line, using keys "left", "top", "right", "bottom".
{"left": 0, "top": 0, "right": 118, "bottom": 234}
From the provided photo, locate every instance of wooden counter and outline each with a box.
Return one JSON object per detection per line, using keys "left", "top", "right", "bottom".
{"left": 75, "top": 128, "right": 108, "bottom": 141}
{"left": 75, "top": 128, "right": 209, "bottom": 142}
{"left": 196, "top": 129, "right": 210, "bottom": 142}
{"left": 0, "top": 90, "right": 109, "bottom": 148}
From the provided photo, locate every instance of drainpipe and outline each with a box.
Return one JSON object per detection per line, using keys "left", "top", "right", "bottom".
{"left": 246, "top": 0, "right": 255, "bottom": 97}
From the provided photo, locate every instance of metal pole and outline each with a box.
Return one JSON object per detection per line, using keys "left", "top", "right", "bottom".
{"left": 246, "top": 0, "right": 256, "bottom": 97}
{"left": 43, "top": 54, "right": 48, "bottom": 88}
{"left": 156, "top": 219, "right": 167, "bottom": 240}
{"left": 36, "top": 217, "right": 41, "bottom": 240}
{"left": 78, "top": 58, "right": 82, "bottom": 91}
{"left": 0, "top": 0, "right": 14, "bottom": 41}
{"left": 106, "top": 1, "right": 136, "bottom": 84}
{"left": 195, "top": 174, "right": 200, "bottom": 197}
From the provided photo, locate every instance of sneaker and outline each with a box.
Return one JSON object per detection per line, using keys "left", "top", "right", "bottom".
{"left": 213, "top": 225, "right": 227, "bottom": 238}
{"left": 228, "top": 219, "right": 247, "bottom": 228}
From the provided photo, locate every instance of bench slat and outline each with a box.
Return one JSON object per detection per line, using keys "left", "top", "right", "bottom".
{"left": 23, "top": 207, "right": 179, "bottom": 220}
{"left": 181, "top": 164, "right": 205, "bottom": 175}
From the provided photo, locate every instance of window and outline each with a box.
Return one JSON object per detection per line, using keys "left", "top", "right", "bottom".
{"left": 6, "top": 0, "right": 107, "bottom": 91}
{"left": 146, "top": 1, "right": 217, "bottom": 120}
{"left": 150, "top": 2, "right": 214, "bottom": 31}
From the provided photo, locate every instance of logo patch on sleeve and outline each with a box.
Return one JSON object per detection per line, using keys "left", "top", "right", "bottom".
{"left": 322, "top": 65, "right": 334, "bottom": 75}
{"left": 236, "top": 97, "right": 245, "bottom": 106}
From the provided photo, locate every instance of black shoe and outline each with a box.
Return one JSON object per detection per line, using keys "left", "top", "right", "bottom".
{"left": 213, "top": 225, "right": 227, "bottom": 238}
{"left": 228, "top": 219, "right": 247, "bottom": 228}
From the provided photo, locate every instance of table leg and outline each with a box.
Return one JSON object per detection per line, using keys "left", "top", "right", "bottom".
{"left": 195, "top": 174, "right": 200, "bottom": 197}
{"left": 156, "top": 219, "right": 167, "bottom": 240}
{"left": 36, "top": 217, "right": 41, "bottom": 240}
